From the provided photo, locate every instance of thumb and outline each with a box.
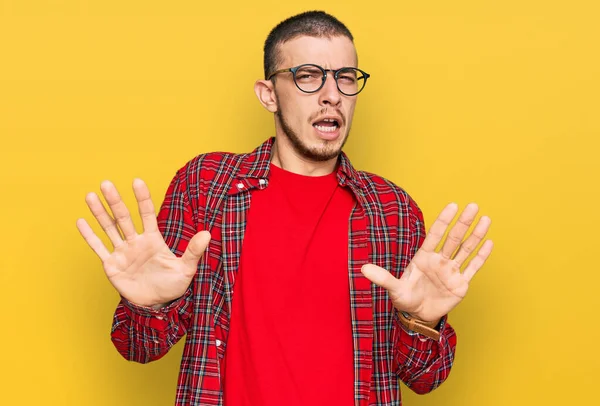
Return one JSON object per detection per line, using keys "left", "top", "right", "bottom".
{"left": 181, "top": 230, "right": 212, "bottom": 269}
{"left": 361, "top": 264, "right": 399, "bottom": 291}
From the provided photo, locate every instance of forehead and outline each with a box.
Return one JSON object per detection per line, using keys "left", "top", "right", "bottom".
{"left": 277, "top": 35, "right": 358, "bottom": 69}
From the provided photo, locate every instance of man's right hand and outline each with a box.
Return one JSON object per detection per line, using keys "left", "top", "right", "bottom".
{"left": 76, "top": 179, "right": 211, "bottom": 308}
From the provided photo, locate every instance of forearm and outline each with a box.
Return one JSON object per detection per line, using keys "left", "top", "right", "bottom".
{"left": 393, "top": 313, "right": 457, "bottom": 394}
{"left": 110, "top": 290, "right": 192, "bottom": 363}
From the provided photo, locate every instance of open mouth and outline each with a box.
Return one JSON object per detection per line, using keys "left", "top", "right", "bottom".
{"left": 312, "top": 118, "right": 340, "bottom": 133}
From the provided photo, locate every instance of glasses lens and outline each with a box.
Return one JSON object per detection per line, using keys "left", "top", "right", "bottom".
{"left": 337, "top": 68, "right": 366, "bottom": 95}
{"left": 294, "top": 65, "right": 324, "bottom": 92}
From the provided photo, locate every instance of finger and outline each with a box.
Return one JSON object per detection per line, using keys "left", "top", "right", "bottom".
{"left": 453, "top": 215, "right": 492, "bottom": 266}
{"left": 76, "top": 218, "right": 111, "bottom": 261}
{"left": 132, "top": 178, "right": 158, "bottom": 233}
{"left": 181, "top": 231, "right": 212, "bottom": 270}
{"left": 361, "top": 264, "right": 399, "bottom": 291}
{"left": 441, "top": 203, "right": 479, "bottom": 259}
{"left": 462, "top": 240, "right": 494, "bottom": 282}
{"left": 420, "top": 203, "right": 459, "bottom": 252}
{"left": 85, "top": 191, "right": 124, "bottom": 247}
{"left": 100, "top": 180, "right": 138, "bottom": 241}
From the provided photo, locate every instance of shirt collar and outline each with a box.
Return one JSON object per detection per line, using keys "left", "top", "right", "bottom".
{"left": 237, "top": 137, "right": 365, "bottom": 189}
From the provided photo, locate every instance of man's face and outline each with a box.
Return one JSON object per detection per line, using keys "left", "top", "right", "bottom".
{"left": 272, "top": 35, "right": 359, "bottom": 162}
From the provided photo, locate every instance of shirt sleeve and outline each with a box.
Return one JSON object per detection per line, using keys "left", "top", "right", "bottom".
{"left": 393, "top": 312, "right": 457, "bottom": 394}
{"left": 393, "top": 198, "right": 458, "bottom": 394}
{"left": 110, "top": 166, "right": 199, "bottom": 363}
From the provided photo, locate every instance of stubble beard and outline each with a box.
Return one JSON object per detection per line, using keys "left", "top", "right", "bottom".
{"left": 275, "top": 102, "right": 350, "bottom": 163}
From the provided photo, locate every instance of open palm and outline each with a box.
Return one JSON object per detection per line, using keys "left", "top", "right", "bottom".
{"left": 76, "top": 179, "right": 211, "bottom": 307}
{"left": 362, "top": 203, "right": 493, "bottom": 322}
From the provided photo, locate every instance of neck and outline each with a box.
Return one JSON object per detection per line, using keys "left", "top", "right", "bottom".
{"left": 271, "top": 136, "right": 338, "bottom": 176}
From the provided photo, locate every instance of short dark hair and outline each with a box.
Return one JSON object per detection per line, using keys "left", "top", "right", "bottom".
{"left": 263, "top": 10, "right": 354, "bottom": 79}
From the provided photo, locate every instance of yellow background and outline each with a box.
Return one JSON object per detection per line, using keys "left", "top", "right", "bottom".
{"left": 1, "top": 1, "right": 598, "bottom": 405}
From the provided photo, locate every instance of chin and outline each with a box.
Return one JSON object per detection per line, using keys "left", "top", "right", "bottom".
{"left": 276, "top": 109, "right": 350, "bottom": 162}
{"left": 299, "top": 133, "right": 348, "bottom": 162}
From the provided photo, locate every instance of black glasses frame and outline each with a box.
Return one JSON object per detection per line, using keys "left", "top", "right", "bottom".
{"left": 267, "top": 63, "right": 371, "bottom": 96}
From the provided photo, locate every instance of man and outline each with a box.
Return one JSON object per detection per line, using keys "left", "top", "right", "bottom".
{"left": 77, "top": 10, "right": 493, "bottom": 406}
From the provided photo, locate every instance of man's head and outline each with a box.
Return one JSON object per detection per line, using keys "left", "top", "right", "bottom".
{"left": 255, "top": 11, "right": 367, "bottom": 164}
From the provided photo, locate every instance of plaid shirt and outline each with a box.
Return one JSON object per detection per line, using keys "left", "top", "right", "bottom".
{"left": 111, "top": 137, "right": 457, "bottom": 405}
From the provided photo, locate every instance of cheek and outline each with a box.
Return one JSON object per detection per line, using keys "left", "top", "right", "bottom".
{"left": 344, "top": 103, "right": 357, "bottom": 126}
{"left": 281, "top": 98, "right": 312, "bottom": 125}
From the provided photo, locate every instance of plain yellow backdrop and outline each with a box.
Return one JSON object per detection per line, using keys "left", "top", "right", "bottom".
{"left": 1, "top": 1, "right": 599, "bottom": 405}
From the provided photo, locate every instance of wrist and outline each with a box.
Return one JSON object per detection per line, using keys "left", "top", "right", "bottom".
{"left": 150, "top": 303, "right": 168, "bottom": 310}
{"left": 398, "top": 311, "right": 442, "bottom": 341}
{"left": 121, "top": 295, "right": 170, "bottom": 311}
{"left": 405, "top": 313, "right": 441, "bottom": 329}
{"left": 396, "top": 307, "right": 441, "bottom": 329}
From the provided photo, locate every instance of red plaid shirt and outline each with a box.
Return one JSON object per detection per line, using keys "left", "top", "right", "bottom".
{"left": 111, "top": 137, "right": 457, "bottom": 405}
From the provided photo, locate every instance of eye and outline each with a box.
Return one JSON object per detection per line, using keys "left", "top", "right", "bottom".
{"left": 338, "top": 74, "right": 357, "bottom": 83}
{"left": 295, "top": 67, "right": 322, "bottom": 81}
{"left": 337, "top": 69, "right": 358, "bottom": 84}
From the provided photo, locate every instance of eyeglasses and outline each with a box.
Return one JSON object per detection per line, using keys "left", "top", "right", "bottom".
{"left": 267, "top": 64, "right": 370, "bottom": 96}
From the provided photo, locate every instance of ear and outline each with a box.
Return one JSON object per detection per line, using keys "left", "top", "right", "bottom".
{"left": 254, "top": 79, "right": 278, "bottom": 113}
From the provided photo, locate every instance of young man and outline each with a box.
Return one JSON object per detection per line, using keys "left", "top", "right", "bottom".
{"left": 77, "top": 11, "right": 493, "bottom": 406}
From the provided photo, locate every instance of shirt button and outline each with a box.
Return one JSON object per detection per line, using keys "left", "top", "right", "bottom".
{"left": 237, "top": 183, "right": 244, "bottom": 189}
{"left": 156, "top": 315, "right": 164, "bottom": 320}
{"left": 259, "top": 179, "right": 266, "bottom": 185}
{"left": 216, "top": 339, "right": 222, "bottom": 347}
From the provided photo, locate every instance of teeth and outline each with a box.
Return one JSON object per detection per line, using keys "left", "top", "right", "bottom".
{"left": 315, "top": 124, "right": 338, "bottom": 133}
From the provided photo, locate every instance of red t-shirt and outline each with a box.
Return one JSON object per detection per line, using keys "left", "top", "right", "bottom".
{"left": 223, "top": 163, "right": 356, "bottom": 406}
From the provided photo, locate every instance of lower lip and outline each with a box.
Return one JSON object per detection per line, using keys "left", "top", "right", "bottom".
{"left": 313, "top": 125, "right": 341, "bottom": 140}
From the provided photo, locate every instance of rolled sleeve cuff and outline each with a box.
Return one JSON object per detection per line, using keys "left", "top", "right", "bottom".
{"left": 120, "top": 290, "right": 190, "bottom": 331}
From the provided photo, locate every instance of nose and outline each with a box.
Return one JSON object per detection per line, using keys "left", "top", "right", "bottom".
{"left": 318, "top": 71, "right": 341, "bottom": 107}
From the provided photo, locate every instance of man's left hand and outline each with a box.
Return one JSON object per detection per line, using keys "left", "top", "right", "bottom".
{"left": 361, "top": 203, "right": 493, "bottom": 323}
